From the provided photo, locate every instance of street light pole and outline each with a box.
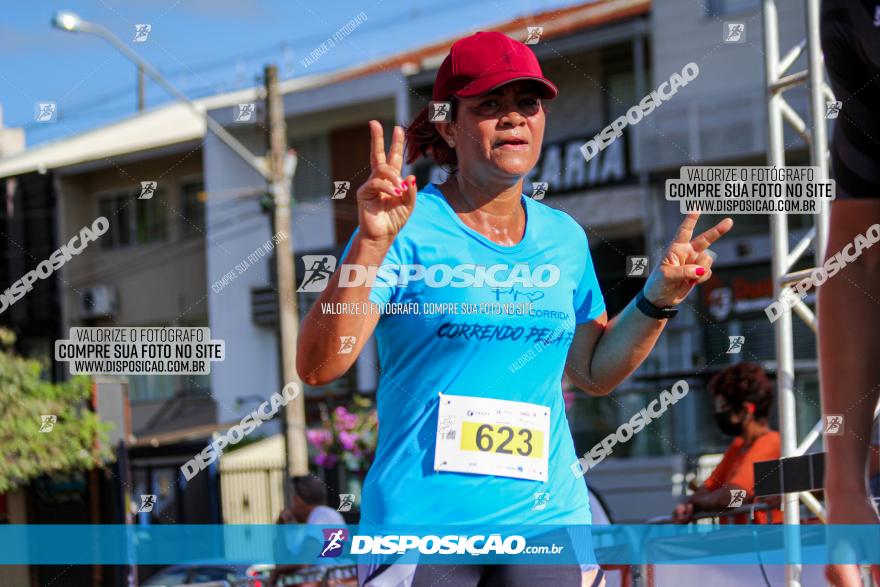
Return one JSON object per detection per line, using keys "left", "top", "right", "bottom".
{"left": 52, "top": 10, "right": 309, "bottom": 487}
{"left": 52, "top": 11, "right": 267, "bottom": 179}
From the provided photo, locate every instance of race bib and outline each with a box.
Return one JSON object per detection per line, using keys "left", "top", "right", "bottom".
{"left": 434, "top": 393, "right": 550, "bottom": 482}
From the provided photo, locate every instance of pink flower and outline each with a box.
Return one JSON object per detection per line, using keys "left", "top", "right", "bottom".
{"left": 307, "top": 428, "right": 332, "bottom": 448}
{"left": 563, "top": 390, "right": 576, "bottom": 411}
{"left": 315, "top": 452, "right": 338, "bottom": 468}
{"left": 335, "top": 406, "right": 361, "bottom": 430}
{"left": 339, "top": 431, "right": 359, "bottom": 451}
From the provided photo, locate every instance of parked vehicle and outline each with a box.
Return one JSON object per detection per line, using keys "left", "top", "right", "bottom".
{"left": 141, "top": 562, "right": 272, "bottom": 586}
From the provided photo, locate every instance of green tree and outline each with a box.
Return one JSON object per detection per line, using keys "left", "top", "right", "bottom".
{"left": 0, "top": 328, "right": 113, "bottom": 492}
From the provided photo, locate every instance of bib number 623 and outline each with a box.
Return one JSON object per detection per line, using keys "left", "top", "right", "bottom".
{"left": 462, "top": 422, "right": 542, "bottom": 458}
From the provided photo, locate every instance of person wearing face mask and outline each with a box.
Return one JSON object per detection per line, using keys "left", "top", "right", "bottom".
{"left": 671, "top": 362, "right": 783, "bottom": 525}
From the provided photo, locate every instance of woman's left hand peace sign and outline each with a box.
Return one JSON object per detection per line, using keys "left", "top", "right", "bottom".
{"left": 642, "top": 212, "right": 734, "bottom": 308}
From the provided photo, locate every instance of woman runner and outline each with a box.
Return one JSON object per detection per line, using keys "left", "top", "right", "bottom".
{"left": 297, "top": 30, "right": 733, "bottom": 587}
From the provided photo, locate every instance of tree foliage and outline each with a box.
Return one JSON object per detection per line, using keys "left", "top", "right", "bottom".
{"left": 0, "top": 328, "right": 113, "bottom": 492}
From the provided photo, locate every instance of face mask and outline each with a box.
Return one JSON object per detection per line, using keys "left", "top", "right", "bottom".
{"left": 714, "top": 410, "right": 743, "bottom": 436}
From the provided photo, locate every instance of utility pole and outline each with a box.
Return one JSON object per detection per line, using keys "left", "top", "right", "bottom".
{"left": 264, "top": 64, "right": 309, "bottom": 486}
{"left": 137, "top": 65, "right": 145, "bottom": 111}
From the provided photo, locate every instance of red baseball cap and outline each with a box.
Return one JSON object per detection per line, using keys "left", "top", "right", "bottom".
{"left": 432, "top": 31, "right": 558, "bottom": 102}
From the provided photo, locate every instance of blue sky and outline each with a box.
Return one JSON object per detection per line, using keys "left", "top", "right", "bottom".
{"left": 1, "top": 0, "right": 589, "bottom": 147}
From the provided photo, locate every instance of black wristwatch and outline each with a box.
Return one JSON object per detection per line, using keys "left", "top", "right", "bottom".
{"left": 636, "top": 288, "right": 679, "bottom": 320}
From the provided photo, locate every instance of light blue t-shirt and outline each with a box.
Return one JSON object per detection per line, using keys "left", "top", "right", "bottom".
{"left": 339, "top": 182, "right": 605, "bottom": 527}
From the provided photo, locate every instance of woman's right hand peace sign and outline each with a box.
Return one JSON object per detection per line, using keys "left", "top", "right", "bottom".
{"left": 356, "top": 120, "right": 417, "bottom": 244}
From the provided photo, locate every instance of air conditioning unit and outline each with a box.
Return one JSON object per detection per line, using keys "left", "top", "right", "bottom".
{"left": 79, "top": 286, "right": 118, "bottom": 319}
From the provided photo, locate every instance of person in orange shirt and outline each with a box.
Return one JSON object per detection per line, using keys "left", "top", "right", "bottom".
{"left": 672, "top": 362, "right": 783, "bottom": 524}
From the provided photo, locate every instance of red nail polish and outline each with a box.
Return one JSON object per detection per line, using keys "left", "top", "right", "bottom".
{"left": 696, "top": 267, "right": 706, "bottom": 276}
{"left": 394, "top": 188, "right": 400, "bottom": 195}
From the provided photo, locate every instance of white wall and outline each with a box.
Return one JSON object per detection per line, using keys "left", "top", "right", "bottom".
{"left": 640, "top": 0, "right": 812, "bottom": 169}
{"left": 203, "top": 125, "right": 283, "bottom": 422}
{"left": 203, "top": 117, "right": 344, "bottom": 422}
{"left": 651, "top": 0, "right": 807, "bottom": 96}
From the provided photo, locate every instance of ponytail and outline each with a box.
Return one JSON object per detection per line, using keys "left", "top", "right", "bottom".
{"left": 404, "top": 99, "right": 458, "bottom": 175}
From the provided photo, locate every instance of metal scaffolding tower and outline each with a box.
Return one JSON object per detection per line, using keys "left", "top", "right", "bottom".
{"left": 761, "top": 0, "right": 833, "bottom": 585}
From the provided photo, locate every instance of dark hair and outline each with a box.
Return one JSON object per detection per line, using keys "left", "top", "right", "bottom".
{"left": 291, "top": 475, "right": 327, "bottom": 506}
{"left": 404, "top": 98, "right": 459, "bottom": 175}
{"left": 708, "top": 362, "right": 775, "bottom": 420}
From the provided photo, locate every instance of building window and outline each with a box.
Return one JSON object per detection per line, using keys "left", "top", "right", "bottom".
{"left": 706, "top": 0, "right": 759, "bottom": 17}
{"left": 98, "top": 187, "right": 168, "bottom": 249}
{"left": 291, "top": 134, "right": 330, "bottom": 201}
{"left": 98, "top": 194, "right": 131, "bottom": 248}
{"left": 180, "top": 180, "right": 205, "bottom": 236}
{"left": 128, "top": 374, "right": 175, "bottom": 402}
{"left": 127, "top": 373, "right": 210, "bottom": 403}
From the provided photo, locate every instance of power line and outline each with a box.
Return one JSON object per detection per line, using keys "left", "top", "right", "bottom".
{"left": 68, "top": 211, "right": 269, "bottom": 285}
{"left": 158, "top": 0, "right": 486, "bottom": 79}
{"left": 13, "top": 80, "right": 231, "bottom": 133}
{"left": 11, "top": 0, "right": 505, "bottom": 131}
